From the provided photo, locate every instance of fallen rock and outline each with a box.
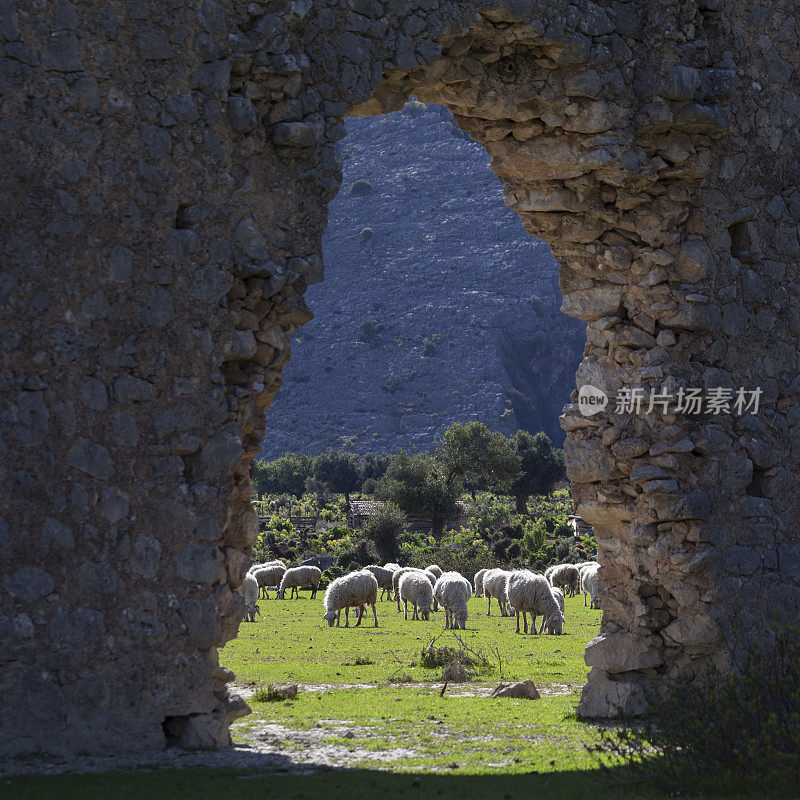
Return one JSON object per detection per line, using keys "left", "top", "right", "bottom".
{"left": 274, "top": 683, "right": 298, "bottom": 700}
{"left": 440, "top": 659, "right": 469, "bottom": 683}
{"left": 490, "top": 679, "right": 541, "bottom": 699}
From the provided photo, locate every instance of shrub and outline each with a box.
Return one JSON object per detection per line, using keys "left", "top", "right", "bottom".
{"left": 359, "top": 227, "right": 374, "bottom": 247}
{"left": 590, "top": 625, "right": 800, "bottom": 795}
{"left": 362, "top": 501, "right": 405, "bottom": 561}
{"left": 357, "top": 316, "right": 384, "bottom": 343}
{"left": 338, "top": 539, "right": 379, "bottom": 571}
{"left": 252, "top": 683, "right": 289, "bottom": 703}
{"left": 402, "top": 98, "right": 427, "bottom": 116}
{"left": 350, "top": 179, "right": 373, "bottom": 197}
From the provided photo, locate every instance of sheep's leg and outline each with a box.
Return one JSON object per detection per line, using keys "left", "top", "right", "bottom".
{"left": 403, "top": 600, "right": 408, "bottom": 621}
{"left": 355, "top": 605, "right": 364, "bottom": 627}
{"left": 372, "top": 602, "right": 378, "bottom": 627}
{"left": 515, "top": 610, "right": 520, "bottom": 634}
{"left": 344, "top": 607, "right": 350, "bottom": 627}
{"left": 487, "top": 596, "right": 492, "bottom": 616}
{"left": 538, "top": 617, "right": 546, "bottom": 635}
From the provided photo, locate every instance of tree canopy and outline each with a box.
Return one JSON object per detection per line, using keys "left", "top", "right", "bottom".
{"left": 375, "top": 451, "right": 461, "bottom": 539}
{"left": 250, "top": 453, "right": 313, "bottom": 498}
{"left": 312, "top": 449, "right": 362, "bottom": 503}
{"left": 505, "top": 431, "right": 565, "bottom": 513}
{"left": 435, "top": 421, "right": 521, "bottom": 498}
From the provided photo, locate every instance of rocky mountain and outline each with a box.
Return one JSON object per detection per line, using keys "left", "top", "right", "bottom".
{"left": 260, "top": 102, "right": 586, "bottom": 459}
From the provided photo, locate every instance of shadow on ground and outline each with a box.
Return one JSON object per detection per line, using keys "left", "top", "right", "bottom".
{"left": 2, "top": 761, "right": 743, "bottom": 800}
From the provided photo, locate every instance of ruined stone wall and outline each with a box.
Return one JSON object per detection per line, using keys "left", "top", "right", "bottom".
{"left": 1, "top": 0, "right": 798, "bottom": 755}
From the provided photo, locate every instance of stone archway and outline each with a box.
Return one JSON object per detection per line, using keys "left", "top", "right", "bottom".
{"left": 1, "top": 0, "right": 798, "bottom": 756}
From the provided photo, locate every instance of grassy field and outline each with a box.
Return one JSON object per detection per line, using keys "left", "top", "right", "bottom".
{"left": 4, "top": 590, "right": 750, "bottom": 799}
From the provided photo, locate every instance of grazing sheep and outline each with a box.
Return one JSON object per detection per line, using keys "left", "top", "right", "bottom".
{"left": 253, "top": 563, "right": 287, "bottom": 599}
{"left": 581, "top": 563, "right": 601, "bottom": 609}
{"left": 239, "top": 573, "right": 260, "bottom": 622}
{"left": 364, "top": 564, "right": 395, "bottom": 600}
{"left": 248, "top": 559, "right": 282, "bottom": 575}
{"left": 392, "top": 567, "right": 428, "bottom": 610}
{"left": 544, "top": 587, "right": 565, "bottom": 634}
{"left": 483, "top": 568, "right": 512, "bottom": 616}
{"left": 423, "top": 568, "right": 440, "bottom": 611}
{"left": 426, "top": 564, "right": 443, "bottom": 579}
{"left": 548, "top": 563, "right": 581, "bottom": 597}
{"left": 433, "top": 572, "right": 472, "bottom": 630}
{"left": 383, "top": 562, "right": 401, "bottom": 572}
{"left": 473, "top": 568, "right": 487, "bottom": 598}
{"left": 322, "top": 570, "right": 379, "bottom": 627}
{"left": 277, "top": 565, "right": 322, "bottom": 599}
{"left": 505, "top": 571, "right": 564, "bottom": 635}
{"left": 399, "top": 571, "right": 433, "bottom": 621}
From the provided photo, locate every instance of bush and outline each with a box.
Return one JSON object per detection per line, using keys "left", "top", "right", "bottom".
{"left": 350, "top": 179, "right": 373, "bottom": 196}
{"left": 362, "top": 501, "right": 405, "bottom": 561}
{"left": 591, "top": 625, "right": 800, "bottom": 795}
{"left": 338, "top": 539, "right": 379, "bottom": 571}
{"left": 357, "top": 317, "right": 383, "bottom": 343}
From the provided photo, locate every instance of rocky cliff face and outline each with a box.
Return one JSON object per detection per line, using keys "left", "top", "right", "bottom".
{"left": 261, "top": 103, "right": 585, "bottom": 458}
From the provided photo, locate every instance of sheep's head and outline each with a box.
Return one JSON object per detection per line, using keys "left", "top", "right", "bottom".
{"left": 420, "top": 603, "right": 431, "bottom": 621}
{"left": 322, "top": 610, "right": 337, "bottom": 627}
{"left": 546, "top": 612, "right": 565, "bottom": 635}
{"left": 454, "top": 610, "right": 468, "bottom": 629}
{"left": 276, "top": 589, "right": 285, "bottom": 599}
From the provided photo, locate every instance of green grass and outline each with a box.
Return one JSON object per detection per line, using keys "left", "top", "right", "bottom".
{"left": 222, "top": 592, "right": 601, "bottom": 686}
{"left": 221, "top": 592, "right": 604, "bottom": 778}
{"left": 4, "top": 592, "right": 755, "bottom": 799}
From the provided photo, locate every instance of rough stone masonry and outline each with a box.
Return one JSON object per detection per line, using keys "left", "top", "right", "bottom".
{"left": 1, "top": 0, "right": 799, "bottom": 755}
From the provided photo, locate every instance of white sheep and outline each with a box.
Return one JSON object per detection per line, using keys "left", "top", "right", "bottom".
{"left": 433, "top": 572, "right": 472, "bottom": 630}
{"left": 581, "top": 563, "right": 601, "bottom": 609}
{"left": 248, "top": 558, "right": 284, "bottom": 575}
{"left": 239, "top": 573, "right": 260, "bottom": 622}
{"left": 426, "top": 564, "right": 443, "bottom": 579}
{"left": 399, "top": 571, "right": 433, "bottom": 621}
{"left": 364, "top": 564, "right": 395, "bottom": 600}
{"left": 277, "top": 565, "right": 322, "bottom": 599}
{"left": 473, "top": 568, "right": 487, "bottom": 598}
{"left": 483, "top": 568, "right": 512, "bottom": 616}
{"left": 548, "top": 563, "right": 581, "bottom": 597}
{"left": 383, "top": 562, "right": 402, "bottom": 572}
{"left": 252, "top": 563, "right": 287, "bottom": 599}
{"left": 505, "top": 570, "right": 564, "bottom": 635}
{"left": 392, "top": 567, "right": 429, "bottom": 610}
{"left": 322, "top": 570, "right": 379, "bottom": 627}
{"left": 544, "top": 586, "right": 565, "bottom": 634}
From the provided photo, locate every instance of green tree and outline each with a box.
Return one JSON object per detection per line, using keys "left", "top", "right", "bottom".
{"left": 313, "top": 449, "right": 361, "bottom": 504}
{"left": 251, "top": 453, "right": 313, "bottom": 499}
{"left": 506, "top": 431, "right": 566, "bottom": 514}
{"left": 521, "top": 518, "right": 547, "bottom": 561}
{"left": 468, "top": 494, "right": 511, "bottom": 540}
{"left": 435, "top": 421, "right": 521, "bottom": 500}
{"left": 376, "top": 452, "right": 461, "bottom": 539}
{"left": 362, "top": 501, "right": 405, "bottom": 561}
{"left": 360, "top": 452, "right": 391, "bottom": 487}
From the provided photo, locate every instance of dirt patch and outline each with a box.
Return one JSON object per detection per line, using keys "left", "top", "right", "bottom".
{"left": 244, "top": 721, "right": 419, "bottom": 768}
{"left": 235, "top": 681, "right": 576, "bottom": 699}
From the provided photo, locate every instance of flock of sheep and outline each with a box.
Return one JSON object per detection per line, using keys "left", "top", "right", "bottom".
{"left": 239, "top": 559, "right": 601, "bottom": 635}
